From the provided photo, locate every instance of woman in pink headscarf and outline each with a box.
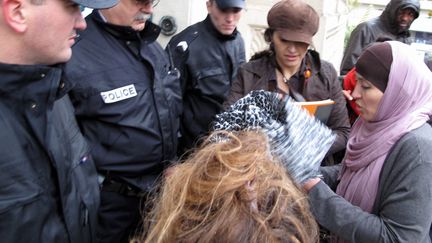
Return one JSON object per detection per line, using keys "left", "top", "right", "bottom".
{"left": 304, "top": 41, "right": 432, "bottom": 242}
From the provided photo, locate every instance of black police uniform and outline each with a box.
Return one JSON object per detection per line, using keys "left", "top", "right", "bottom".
{"left": 0, "top": 63, "right": 100, "bottom": 243}
{"left": 167, "top": 15, "right": 245, "bottom": 155}
{"left": 62, "top": 11, "right": 181, "bottom": 243}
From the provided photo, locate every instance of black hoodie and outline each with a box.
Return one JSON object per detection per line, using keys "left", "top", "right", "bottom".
{"left": 380, "top": 0, "right": 420, "bottom": 35}
{"left": 340, "top": 0, "right": 420, "bottom": 75}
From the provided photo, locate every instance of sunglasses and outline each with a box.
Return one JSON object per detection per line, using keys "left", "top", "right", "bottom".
{"left": 135, "top": 0, "right": 160, "bottom": 7}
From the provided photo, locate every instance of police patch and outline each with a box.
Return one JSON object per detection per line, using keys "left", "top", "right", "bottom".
{"left": 100, "top": 84, "right": 137, "bottom": 104}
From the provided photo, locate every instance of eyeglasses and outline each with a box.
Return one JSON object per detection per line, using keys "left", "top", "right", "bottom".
{"left": 135, "top": 0, "right": 160, "bottom": 7}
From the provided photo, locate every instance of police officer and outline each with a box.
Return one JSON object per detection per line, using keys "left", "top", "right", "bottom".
{"left": 167, "top": 0, "right": 246, "bottom": 155}
{"left": 62, "top": 0, "right": 182, "bottom": 242}
{"left": 0, "top": 0, "right": 118, "bottom": 242}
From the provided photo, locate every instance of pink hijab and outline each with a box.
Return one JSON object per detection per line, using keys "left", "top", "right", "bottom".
{"left": 336, "top": 41, "right": 432, "bottom": 213}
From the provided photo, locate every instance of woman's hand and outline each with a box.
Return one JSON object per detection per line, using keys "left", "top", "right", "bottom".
{"left": 342, "top": 90, "right": 354, "bottom": 101}
{"left": 303, "top": 178, "right": 321, "bottom": 192}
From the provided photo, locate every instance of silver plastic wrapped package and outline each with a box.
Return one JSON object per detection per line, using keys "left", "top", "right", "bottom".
{"left": 213, "top": 90, "right": 335, "bottom": 184}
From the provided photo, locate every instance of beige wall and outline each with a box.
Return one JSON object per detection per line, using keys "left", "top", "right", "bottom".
{"left": 153, "top": 0, "right": 348, "bottom": 73}
{"left": 81, "top": 0, "right": 430, "bottom": 73}
{"left": 153, "top": 0, "right": 207, "bottom": 48}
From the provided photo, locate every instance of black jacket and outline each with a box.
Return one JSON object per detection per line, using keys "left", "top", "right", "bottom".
{"left": 0, "top": 63, "right": 99, "bottom": 242}
{"left": 63, "top": 11, "right": 182, "bottom": 190}
{"left": 340, "top": 0, "right": 420, "bottom": 75}
{"left": 167, "top": 15, "right": 245, "bottom": 153}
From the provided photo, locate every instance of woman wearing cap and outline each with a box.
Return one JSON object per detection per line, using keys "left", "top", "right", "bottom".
{"left": 225, "top": 0, "right": 350, "bottom": 166}
{"left": 304, "top": 41, "right": 432, "bottom": 242}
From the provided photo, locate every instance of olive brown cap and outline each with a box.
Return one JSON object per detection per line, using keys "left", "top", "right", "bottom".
{"left": 267, "top": 0, "right": 319, "bottom": 45}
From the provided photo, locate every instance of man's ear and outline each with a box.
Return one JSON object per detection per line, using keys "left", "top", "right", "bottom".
{"left": 206, "top": 0, "right": 212, "bottom": 13}
{"left": 2, "top": 0, "right": 28, "bottom": 33}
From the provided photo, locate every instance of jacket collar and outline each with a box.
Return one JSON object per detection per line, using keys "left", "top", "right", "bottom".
{"left": 245, "top": 50, "right": 322, "bottom": 80}
{"left": 306, "top": 49, "right": 322, "bottom": 76}
{"left": 91, "top": 10, "right": 161, "bottom": 42}
{"left": 0, "top": 62, "right": 66, "bottom": 113}
{"left": 242, "top": 50, "right": 323, "bottom": 98}
{"left": 203, "top": 15, "right": 238, "bottom": 40}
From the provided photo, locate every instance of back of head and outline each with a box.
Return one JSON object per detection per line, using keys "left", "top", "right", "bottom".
{"left": 267, "top": 0, "right": 319, "bottom": 45}
{"left": 140, "top": 131, "right": 318, "bottom": 243}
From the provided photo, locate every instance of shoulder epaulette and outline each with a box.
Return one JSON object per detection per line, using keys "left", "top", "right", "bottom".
{"left": 172, "top": 26, "right": 199, "bottom": 54}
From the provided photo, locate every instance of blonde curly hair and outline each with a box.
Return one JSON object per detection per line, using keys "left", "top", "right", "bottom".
{"left": 134, "top": 130, "right": 318, "bottom": 243}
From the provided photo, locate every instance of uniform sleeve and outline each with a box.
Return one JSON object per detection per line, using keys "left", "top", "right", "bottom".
{"left": 224, "top": 65, "right": 248, "bottom": 109}
{"left": 309, "top": 135, "right": 432, "bottom": 242}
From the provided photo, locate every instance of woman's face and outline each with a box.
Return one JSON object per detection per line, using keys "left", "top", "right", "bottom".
{"left": 352, "top": 73, "right": 384, "bottom": 121}
{"left": 272, "top": 31, "right": 309, "bottom": 70}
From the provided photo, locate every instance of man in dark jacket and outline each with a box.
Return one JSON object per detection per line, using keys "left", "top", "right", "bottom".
{"left": 167, "top": 0, "right": 246, "bottom": 155}
{"left": 340, "top": 0, "right": 419, "bottom": 75}
{"left": 62, "top": 0, "right": 182, "bottom": 242}
{"left": 0, "top": 0, "right": 118, "bottom": 242}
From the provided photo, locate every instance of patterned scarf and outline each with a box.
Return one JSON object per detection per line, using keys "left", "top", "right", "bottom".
{"left": 213, "top": 90, "right": 335, "bottom": 184}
